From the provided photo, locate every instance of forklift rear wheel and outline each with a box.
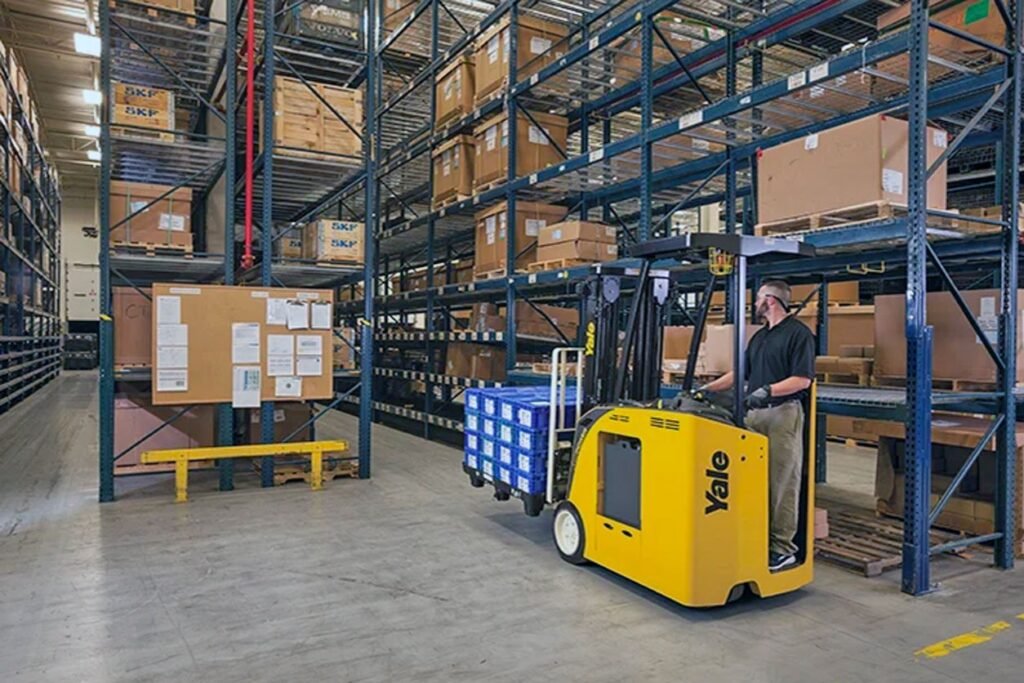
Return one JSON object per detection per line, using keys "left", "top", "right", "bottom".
{"left": 552, "top": 501, "right": 587, "bottom": 565}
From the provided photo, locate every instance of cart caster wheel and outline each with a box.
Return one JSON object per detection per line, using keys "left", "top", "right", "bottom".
{"left": 523, "top": 496, "right": 544, "bottom": 517}
{"left": 552, "top": 501, "right": 587, "bottom": 565}
{"left": 494, "top": 490, "right": 510, "bottom": 502}
{"left": 468, "top": 473, "right": 485, "bottom": 488}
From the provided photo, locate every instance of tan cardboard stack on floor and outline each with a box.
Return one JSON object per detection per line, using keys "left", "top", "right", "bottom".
{"left": 473, "top": 110, "right": 567, "bottom": 189}
{"left": 473, "top": 14, "right": 567, "bottom": 103}
{"left": 113, "top": 286, "right": 153, "bottom": 368}
{"left": 874, "top": 289, "right": 1024, "bottom": 385}
{"left": 756, "top": 114, "right": 948, "bottom": 230}
{"left": 303, "top": 219, "right": 364, "bottom": 263}
{"left": 473, "top": 201, "right": 566, "bottom": 276}
{"left": 435, "top": 55, "right": 474, "bottom": 127}
{"left": 535, "top": 221, "right": 618, "bottom": 265}
{"left": 112, "top": 83, "right": 176, "bottom": 141}
{"left": 446, "top": 343, "right": 506, "bottom": 381}
{"left": 873, "top": 414, "right": 1024, "bottom": 553}
{"left": 267, "top": 76, "right": 362, "bottom": 158}
{"left": 432, "top": 135, "right": 474, "bottom": 207}
{"left": 109, "top": 181, "right": 193, "bottom": 250}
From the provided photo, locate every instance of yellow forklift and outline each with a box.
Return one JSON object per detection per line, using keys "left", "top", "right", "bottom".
{"left": 547, "top": 233, "right": 819, "bottom": 607}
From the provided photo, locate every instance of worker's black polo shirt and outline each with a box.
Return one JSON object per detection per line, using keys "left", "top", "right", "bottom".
{"left": 744, "top": 314, "right": 816, "bottom": 405}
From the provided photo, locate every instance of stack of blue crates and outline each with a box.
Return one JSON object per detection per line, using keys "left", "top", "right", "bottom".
{"left": 464, "top": 386, "right": 578, "bottom": 497}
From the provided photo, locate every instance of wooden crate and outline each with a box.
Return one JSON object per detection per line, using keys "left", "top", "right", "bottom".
{"left": 269, "top": 76, "right": 362, "bottom": 157}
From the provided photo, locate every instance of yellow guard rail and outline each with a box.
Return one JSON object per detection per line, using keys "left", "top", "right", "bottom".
{"left": 141, "top": 440, "right": 349, "bottom": 502}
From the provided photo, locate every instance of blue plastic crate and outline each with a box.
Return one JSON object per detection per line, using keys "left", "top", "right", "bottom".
{"left": 479, "top": 436, "right": 496, "bottom": 460}
{"left": 516, "top": 450, "right": 548, "bottom": 477}
{"left": 497, "top": 386, "right": 545, "bottom": 422}
{"left": 513, "top": 396, "right": 578, "bottom": 431}
{"left": 465, "top": 388, "right": 484, "bottom": 413}
{"left": 464, "top": 432, "right": 481, "bottom": 455}
{"left": 482, "top": 417, "right": 498, "bottom": 438}
{"left": 481, "top": 457, "right": 495, "bottom": 480}
{"left": 497, "top": 442, "right": 514, "bottom": 466}
{"left": 482, "top": 393, "right": 500, "bottom": 417}
{"left": 464, "top": 451, "right": 480, "bottom": 471}
{"left": 464, "top": 412, "right": 481, "bottom": 434}
{"left": 497, "top": 464, "right": 513, "bottom": 485}
{"left": 514, "top": 426, "right": 549, "bottom": 455}
{"left": 514, "top": 469, "right": 546, "bottom": 495}
{"left": 498, "top": 421, "right": 516, "bottom": 446}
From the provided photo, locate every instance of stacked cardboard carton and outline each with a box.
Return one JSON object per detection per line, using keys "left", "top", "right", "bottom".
{"left": 382, "top": 0, "right": 416, "bottom": 32}
{"left": 535, "top": 221, "right": 618, "bottom": 265}
{"left": 268, "top": 76, "right": 363, "bottom": 158}
{"left": 276, "top": 225, "right": 304, "bottom": 259}
{"left": 473, "top": 109, "right": 567, "bottom": 189}
{"left": 282, "top": 0, "right": 363, "bottom": 47}
{"left": 303, "top": 219, "right": 364, "bottom": 263}
{"left": 432, "top": 135, "right": 474, "bottom": 207}
{"left": 109, "top": 180, "right": 193, "bottom": 249}
{"left": 435, "top": 55, "right": 474, "bottom": 127}
{"left": 113, "top": 83, "right": 176, "bottom": 141}
{"left": 113, "top": 286, "right": 153, "bottom": 368}
{"left": 468, "top": 301, "right": 579, "bottom": 340}
{"left": 473, "top": 201, "right": 566, "bottom": 275}
{"left": 446, "top": 342, "right": 507, "bottom": 381}
{"left": 473, "top": 15, "right": 567, "bottom": 103}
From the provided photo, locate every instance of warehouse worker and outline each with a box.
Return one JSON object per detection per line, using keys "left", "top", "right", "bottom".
{"left": 699, "top": 280, "right": 815, "bottom": 573}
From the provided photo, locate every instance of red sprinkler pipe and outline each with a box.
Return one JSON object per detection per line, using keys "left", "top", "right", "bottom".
{"left": 242, "top": 0, "right": 256, "bottom": 269}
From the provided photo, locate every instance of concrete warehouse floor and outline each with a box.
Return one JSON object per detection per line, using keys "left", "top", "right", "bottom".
{"left": 2, "top": 373, "right": 1023, "bottom": 682}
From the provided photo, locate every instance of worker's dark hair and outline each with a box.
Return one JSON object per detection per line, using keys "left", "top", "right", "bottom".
{"left": 760, "top": 280, "right": 791, "bottom": 311}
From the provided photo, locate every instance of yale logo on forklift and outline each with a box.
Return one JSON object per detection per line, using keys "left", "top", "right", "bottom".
{"left": 704, "top": 450, "right": 730, "bottom": 514}
{"left": 584, "top": 321, "right": 596, "bottom": 356}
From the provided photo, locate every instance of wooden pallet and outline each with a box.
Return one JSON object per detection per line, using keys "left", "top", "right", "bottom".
{"left": 532, "top": 361, "right": 579, "bottom": 376}
{"left": 826, "top": 436, "right": 878, "bottom": 449}
{"left": 815, "top": 505, "right": 964, "bottom": 577}
{"left": 431, "top": 193, "right": 471, "bottom": 211}
{"left": 817, "top": 372, "right": 871, "bottom": 387}
{"left": 871, "top": 375, "right": 999, "bottom": 392}
{"left": 263, "top": 460, "right": 358, "bottom": 486}
{"left": 472, "top": 177, "right": 507, "bottom": 195}
{"left": 474, "top": 268, "right": 524, "bottom": 280}
{"left": 112, "top": 240, "right": 193, "bottom": 258}
{"left": 111, "top": 126, "right": 176, "bottom": 143}
{"left": 473, "top": 83, "right": 507, "bottom": 108}
{"left": 755, "top": 201, "right": 903, "bottom": 236}
{"left": 526, "top": 258, "right": 599, "bottom": 273}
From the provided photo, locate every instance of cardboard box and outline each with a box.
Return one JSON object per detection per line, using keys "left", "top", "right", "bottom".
{"left": 702, "top": 323, "right": 764, "bottom": 375}
{"left": 268, "top": 76, "right": 362, "bottom": 157}
{"left": 333, "top": 327, "right": 358, "bottom": 368}
{"left": 757, "top": 114, "right": 948, "bottom": 224}
{"left": 538, "top": 221, "right": 616, "bottom": 246}
{"left": 285, "top": 0, "right": 363, "bottom": 46}
{"left": 303, "top": 219, "right": 364, "bottom": 263}
{"left": 874, "top": 290, "right": 1024, "bottom": 383}
{"left": 663, "top": 326, "right": 696, "bottom": 359}
{"left": 113, "top": 83, "right": 176, "bottom": 137}
{"left": 113, "top": 287, "right": 152, "bottom": 367}
{"left": 535, "top": 240, "right": 618, "bottom": 263}
{"left": 878, "top": 0, "right": 1008, "bottom": 55}
{"left": 432, "top": 135, "right": 474, "bottom": 205}
{"left": 794, "top": 304, "right": 875, "bottom": 356}
{"left": 382, "top": 0, "right": 416, "bottom": 32}
{"left": 248, "top": 404, "right": 313, "bottom": 442}
{"left": 473, "top": 14, "right": 567, "bottom": 102}
{"left": 473, "top": 109, "right": 567, "bottom": 188}
{"left": 115, "top": 390, "right": 214, "bottom": 467}
{"left": 473, "top": 201, "right": 566, "bottom": 274}
{"left": 612, "top": 16, "right": 702, "bottom": 84}
{"left": 468, "top": 301, "right": 579, "bottom": 340}
{"left": 276, "top": 226, "right": 304, "bottom": 259}
{"left": 446, "top": 342, "right": 506, "bottom": 380}
{"left": 709, "top": 281, "right": 859, "bottom": 308}
{"left": 436, "top": 55, "right": 474, "bottom": 127}
{"left": 110, "top": 181, "right": 193, "bottom": 247}
{"left": 140, "top": 0, "right": 197, "bottom": 13}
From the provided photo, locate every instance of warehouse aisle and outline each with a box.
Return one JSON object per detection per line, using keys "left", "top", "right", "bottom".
{"left": 1, "top": 372, "right": 1023, "bottom": 682}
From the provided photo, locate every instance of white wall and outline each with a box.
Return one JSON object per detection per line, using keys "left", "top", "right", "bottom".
{"left": 62, "top": 190, "right": 99, "bottom": 322}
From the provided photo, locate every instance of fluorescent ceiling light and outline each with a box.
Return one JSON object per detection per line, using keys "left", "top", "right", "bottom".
{"left": 84, "top": 124, "right": 101, "bottom": 137}
{"left": 74, "top": 33, "right": 102, "bottom": 57}
{"left": 87, "top": 150, "right": 101, "bottom": 161}
{"left": 82, "top": 89, "right": 102, "bottom": 105}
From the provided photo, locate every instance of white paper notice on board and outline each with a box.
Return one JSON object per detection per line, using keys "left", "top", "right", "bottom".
{"left": 157, "top": 323, "right": 188, "bottom": 346}
{"left": 266, "top": 298, "right": 288, "bottom": 326}
{"left": 156, "top": 369, "right": 188, "bottom": 392}
{"left": 232, "top": 323, "right": 261, "bottom": 363}
{"left": 232, "top": 366, "right": 261, "bottom": 408}
{"left": 287, "top": 301, "right": 309, "bottom": 330}
{"left": 156, "top": 295, "right": 181, "bottom": 324}
{"left": 157, "top": 346, "right": 189, "bottom": 369}
{"left": 267, "top": 334, "right": 294, "bottom": 356}
{"left": 296, "top": 355, "right": 322, "bottom": 376}
{"left": 311, "top": 302, "right": 331, "bottom": 329}
{"left": 267, "top": 354, "right": 295, "bottom": 377}
{"left": 275, "top": 376, "right": 302, "bottom": 397}
{"left": 296, "top": 334, "right": 322, "bottom": 355}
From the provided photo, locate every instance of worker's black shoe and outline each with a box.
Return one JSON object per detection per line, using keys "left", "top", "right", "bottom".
{"left": 769, "top": 552, "right": 796, "bottom": 572}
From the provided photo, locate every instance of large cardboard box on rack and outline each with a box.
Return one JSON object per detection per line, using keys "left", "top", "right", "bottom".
{"left": 268, "top": 76, "right": 363, "bottom": 157}
{"left": 334, "top": 327, "right": 358, "bottom": 368}
{"left": 432, "top": 135, "right": 474, "bottom": 206}
{"left": 283, "top": 0, "right": 363, "bottom": 47}
{"left": 468, "top": 301, "right": 579, "bottom": 340}
{"left": 381, "top": 0, "right": 416, "bottom": 32}
{"left": 303, "top": 219, "right": 364, "bottom": 263}
{"left": 275, "top": 225, "right": 304, "bottom": 259}
{"left": 536, "top": 219, "right": 618, "bottom": 262}
{"left": 114, "top": 390, "right": 215, "bottom": 468}
{"left": 877, "top": 0, "right": 1008, "bottom": 55}
{"left": 756, "top": 114, "right": 949, "bottom": 224}
{"left": 435, "top": 55, "right": 475, "bottom": 127}
{"left": 536, "top": 240, "right": 617, "bottom": 263}
{"left": 109, "top": 180, "right": 193, "bottom": 248}
{"left": 701, "top": 323, "right": 764, "bottom": 375}
{"left": 247, "top": 404, "right": 314, "bottom": 442}
{"left": 709, "top": 281, "right": 860, "bottom": 309}
{"left": 473, "top": 14, "right": 568, "bottom": 102}
{"left": 473, "top": 201, "right": 566, "bottom": 274}
{"left": 113, "top": 83, "right": 176, "bottom": 138}
{"left": 139, "top": 0, "right": 198, "bottom": 13}
{"left": 663, "top": 326, "right": 696, "bottom": 360}
{"left": 473, "top": 109, "right": 567, "bottom": 189}
{"left": 874, "top": 290, "right": 1024, "bottom": 383}
{"left": 446, "top": 342, "right": 506, "bottom": 381}
{"left": 113, "top": 286, "right": 153, "bottom": 368}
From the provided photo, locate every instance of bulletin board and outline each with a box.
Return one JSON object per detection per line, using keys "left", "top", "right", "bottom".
{"left": 151, "top": 283, "right": 335, "bottom": 406}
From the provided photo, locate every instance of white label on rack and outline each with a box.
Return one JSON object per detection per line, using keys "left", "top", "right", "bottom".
{"left": 589, "top": 36, "right": 599, "bottom": 50}
{"left": 528, "top": 273, "right": 537, "bottom": 283}
{"left": 530, "top": 73, "right": 539, "bottom": 85}
{"left": 804, "top": 134, "right": 819, "bottom": 151}
{"left": 740, "top": 95, "right": 751, "bottom": 105}
{"left": 787, "top": 72, "right": 807, "bottom": 90}
{"left": 528, "top": 125, "right": 548, "bottom": 145}
{"left": 881, "top": 168, "right": 904, "bottom": 195}
{"left": 678, "top": 110, "right": 703, "bottom": 130}
{"left": 933, "top": 129, "right": 948, "bottom": 149}
{"left": 525, "top": 219, "right": 545, "bottom": 236}
{"left": 529, "top": 173, "right": 538, "bottom": 185}
{"left": 589, "top": 148, "right": 604, "bottom": 163}
{"left": 809, "top": 85, "right": 825, "bottom": 99}
{"left": 809, "top": 62, "right": 829, "bottom": 82}
{"left": 530, "top": 36, "right": 551, "bottom": 55}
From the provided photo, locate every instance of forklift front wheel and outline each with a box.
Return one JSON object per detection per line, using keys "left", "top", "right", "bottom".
{"left": 552, "top": 501, "right": 587, "bottom": 565}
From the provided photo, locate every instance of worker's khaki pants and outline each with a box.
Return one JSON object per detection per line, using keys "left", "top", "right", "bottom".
{"left": 746, "top": 401, "right": 804, "bottom": 557}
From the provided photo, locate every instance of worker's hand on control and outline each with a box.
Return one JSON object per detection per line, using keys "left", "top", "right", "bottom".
{"left": 745, "top": 385, "right": 771, "bottom": 409}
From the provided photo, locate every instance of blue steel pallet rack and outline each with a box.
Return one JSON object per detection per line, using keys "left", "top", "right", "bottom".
{"left": 98, "top": 0, "right": 378, "bottom": 500}
{"left": 337, "top": 0, "right": 1024, "bottom": 595}
{"left": 0, "top": 46, "right": 61, "bottom": 414}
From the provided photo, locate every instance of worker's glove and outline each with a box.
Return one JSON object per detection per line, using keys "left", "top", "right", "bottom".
{"left": 745, "top": 385, "right": 772, "bottom": 410}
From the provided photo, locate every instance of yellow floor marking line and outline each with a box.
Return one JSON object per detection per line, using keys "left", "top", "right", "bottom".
{"left": 915, "top": 621, "right": 1012, "bottom": 659}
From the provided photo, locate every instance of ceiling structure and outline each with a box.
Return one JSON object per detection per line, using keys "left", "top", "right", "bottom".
{"left": 0, "top": 0, "right": 99, "bottom": 192}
